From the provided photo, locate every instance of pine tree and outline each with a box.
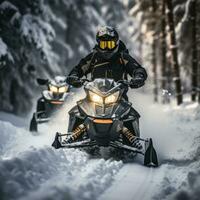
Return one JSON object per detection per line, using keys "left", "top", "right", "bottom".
{"left": 190, "top": 0, "right": 198, "bottom": 101}
{"left": 165, "top": 0, "right": 183, "bottom": 105}
{"left": 161, "top": 0, "right": 168, "bottom": 103}
{"left": 152, "top": 0, "right": 158, "bottom": 102}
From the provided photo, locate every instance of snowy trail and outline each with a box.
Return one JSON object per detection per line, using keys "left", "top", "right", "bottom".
{"left": 99, "top": 164, "right": 154, "bottom": 200}
{"left": 0, "top": 91, "right": 200, "bottom": 200}
{"left": 99, "top": 92, "right": 200, "bottom": 200}
{"left": 98, "top": 158, "right": 170, "bottom": 200}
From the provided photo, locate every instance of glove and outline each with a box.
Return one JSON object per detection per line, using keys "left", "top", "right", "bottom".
{"left": 66, "top": 75, "right": 78, "bottom": 84}
{"left": 66, "top": 75, "right": 82, "bottom": 87}
{"left": 130, "top": 73, "right": 145, "bottom": 88}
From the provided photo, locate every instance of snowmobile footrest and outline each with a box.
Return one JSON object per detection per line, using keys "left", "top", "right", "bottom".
{"left": 52, "top": 132, "right": 62, "bottom": 149}
{"left": 29, "top": 113, "right": 38, "bottom": 132}
{"left": 60, "top": 140, "right": 97, "bottom": 149}
{"left": 110, "top": 141, "right": 144, "bottom": 155}
{"left": 144, "top": 138, "right": 158, "bottom": 167}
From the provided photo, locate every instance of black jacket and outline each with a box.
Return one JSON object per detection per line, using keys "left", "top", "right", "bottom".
{"left": 68, "top": 41, "right": 147, "bottom": 82}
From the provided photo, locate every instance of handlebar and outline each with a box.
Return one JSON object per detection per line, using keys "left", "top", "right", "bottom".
{"left": 80, "top": 78, "right": 90, "bottom": 84}
{"left": 116, "top": 80, "right": 132, "bottom": 86}
{"left": 80, "top": 78, "right": 132, "bottom": 87}
{"left": 68, "top": 76, "right": 134, "bottom": 88}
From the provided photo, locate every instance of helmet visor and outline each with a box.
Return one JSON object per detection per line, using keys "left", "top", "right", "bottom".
{"left": 99, "top": 40, "right": 116, "bottom": 50}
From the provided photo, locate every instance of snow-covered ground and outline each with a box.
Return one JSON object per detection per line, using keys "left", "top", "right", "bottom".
{"left": 0, "top": 91, "right": 200, "bottom": 200}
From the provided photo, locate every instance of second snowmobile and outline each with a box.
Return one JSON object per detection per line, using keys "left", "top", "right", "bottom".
{"left": 29, "top": 76, "right": 70, "bottom": 132}
{"left": 52, "top": 78, "right": 158, "bottom": 167}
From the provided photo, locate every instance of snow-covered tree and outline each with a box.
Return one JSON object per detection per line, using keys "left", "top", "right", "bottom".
{"left": 0, "top": 0, "right": 137, "bottom": 115}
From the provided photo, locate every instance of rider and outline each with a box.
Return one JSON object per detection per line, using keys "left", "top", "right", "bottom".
{"left": 67, "top": 26, "right": 147, "bottom": 96}
{"left": 66, "top": 26, "right": 147, "bottom": 148}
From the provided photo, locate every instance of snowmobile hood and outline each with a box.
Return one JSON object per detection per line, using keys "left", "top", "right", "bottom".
{"left": 85, "top": 78, "right": 120, "bottom": 97}
{"left": 42, "top": 90, "right": 69, "bottom": 101}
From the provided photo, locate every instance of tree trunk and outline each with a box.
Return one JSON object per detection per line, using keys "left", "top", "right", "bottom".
{"left": 190, "top": 0, "right": 198, "bottom": 101}
{"left": 198, "top": 2, "right": 200, "bottom": 104}
{"left": 166, "top": 59, "right": 173, "bottom": 101}
{"left": 165, "top": 0, "right": 183, "bottom": 105}
{"left": 152, "top": 36, "right": 158, "bottom": 102}
{"left": 161, "top": 0, "right": 168, "bottom": 103}
{"left": 152, "top": 0, "right": 158, "bottom": 103}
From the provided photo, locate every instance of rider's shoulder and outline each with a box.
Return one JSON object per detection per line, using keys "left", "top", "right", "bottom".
{"left": 120, "top": 51, "right": 133, "bottom": 62}
{"left": 82, "top": 51, "right": 95, "bottom": 61}
{"left": 121, "top": 52, "right": 139, "bottom": 63}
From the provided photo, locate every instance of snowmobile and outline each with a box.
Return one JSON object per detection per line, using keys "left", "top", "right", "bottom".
{"left": 29, "top": 76, "right": 70, "bottom": 132}
{"left": 52, "top": 78, "right": 158, "bottom": 167}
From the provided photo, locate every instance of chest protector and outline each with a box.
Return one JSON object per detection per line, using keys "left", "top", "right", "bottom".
{"left": 90, "top": 52, "right": 127, "bottom": 81}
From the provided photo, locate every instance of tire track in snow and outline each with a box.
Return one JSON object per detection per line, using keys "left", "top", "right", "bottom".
{"left": 98, "top": 163, "right": 160, "bottom": 200}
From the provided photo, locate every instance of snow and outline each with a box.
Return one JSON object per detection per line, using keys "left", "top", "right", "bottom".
{"left": 0, "top": 1, "right": 18, "bottom": 11}
{"left": 0, "top": 146, "right": 122, "bottom": 200}
{"left": 1, "top": 0, "right": 199, "bottom": 199}
{"left": 0, "top": 95, "right": 122, "bottom": 200}
{"left": 0, "top": 38, "right": 14, "bottom": 63}
{"left": 0, "top": 38, "right": 8, "bottom": 57}
{"left": 98, "top": 92, "right": 200, "bottom": 200}
{"left": 0, "top": 90, "right": 200, "bottom": 200}
{"left": 20, "top": 14, "right": 55, "bottom": 54}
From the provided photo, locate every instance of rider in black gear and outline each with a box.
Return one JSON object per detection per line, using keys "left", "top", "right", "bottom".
{"left": 66, "top": 26, "right": 147, "bottom": 149}
{"left": 67, "top": 26, "right": 147, "bottom": 93}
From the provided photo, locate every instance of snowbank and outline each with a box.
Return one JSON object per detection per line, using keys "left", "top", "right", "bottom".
{"left": 151, "top": 100, "right": 200, "bottom": 200}
{"left": 0, "top": 144, "right": 122, "bottom": 200}
{"left": 0, "top": 97, "right": 123, "bottom": 200}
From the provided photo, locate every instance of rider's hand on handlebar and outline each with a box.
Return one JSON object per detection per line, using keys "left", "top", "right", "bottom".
{"left": 130, "top": 73, "right": 145, "bottom": 88}
{"left": 66, "top": 75, "right": 82, "bottom": 87}
{"left": 66, "top": 75, "right": 79, "bottom": 83}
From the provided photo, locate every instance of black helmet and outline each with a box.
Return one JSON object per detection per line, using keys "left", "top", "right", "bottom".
{"left": 96, "top": 26, "right": 119, "bottom": 59}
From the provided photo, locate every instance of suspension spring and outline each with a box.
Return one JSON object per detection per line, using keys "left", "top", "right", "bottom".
{"left": 122, "top": 127, "right": 136, "bottom": 143}
{"left": 71, "top": 124, "right": 86, "bottom": 141}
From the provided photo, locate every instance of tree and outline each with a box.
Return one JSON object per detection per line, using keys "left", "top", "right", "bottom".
{"left": 190, "top": 0, "right": 198, "bottom": 101}
{"left": 152, "top": 0, "right": 158, "bottom": 102}
{"left": 189, "top": 0, "right": 198, "bottom": 101}
{"left": 165, "top": 0, "right": 183, "bottom": 105}
{"left": 160, "top": 0, "right": 168, "bottom": 103}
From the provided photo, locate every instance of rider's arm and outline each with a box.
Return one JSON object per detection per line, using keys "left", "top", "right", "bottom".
{"left": 68, "top": 52, "right": 94, "bottom": 78}
{"left": 122, "top": 53, "right": 147, "bottom": 81}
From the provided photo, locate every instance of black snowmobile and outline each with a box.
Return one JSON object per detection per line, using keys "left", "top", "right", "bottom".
{"left": 29, "top": 76, "right": 70, "bottom": 132}
{"left": 52, "top": 78, "right": 158, "bottom": 167}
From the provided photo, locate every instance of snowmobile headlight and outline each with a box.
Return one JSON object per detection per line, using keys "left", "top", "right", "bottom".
{"left": 89, "top": 91, "right": 103, "bottom": 104}
{"left": 50, "top": 85, "right": 58, "bottom": 93}
{"left": 105, "top": 91, "right": 120, "bottom": 104}
{"left": 58, "top": 86, "right": 68, "bottom": 93}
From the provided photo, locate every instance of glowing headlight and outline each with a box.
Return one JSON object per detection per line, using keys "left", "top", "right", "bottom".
{"left": 89, "top": 91, "right": 103, "bottom": 104}
{"left": 105, "top": 91, "right": 120, "bottom": 104}
{"left": 58, "top": 86, "right": 68, "bottom": 93}
{"left": 50, "top": 85, "right": 58, "bottom": 93}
